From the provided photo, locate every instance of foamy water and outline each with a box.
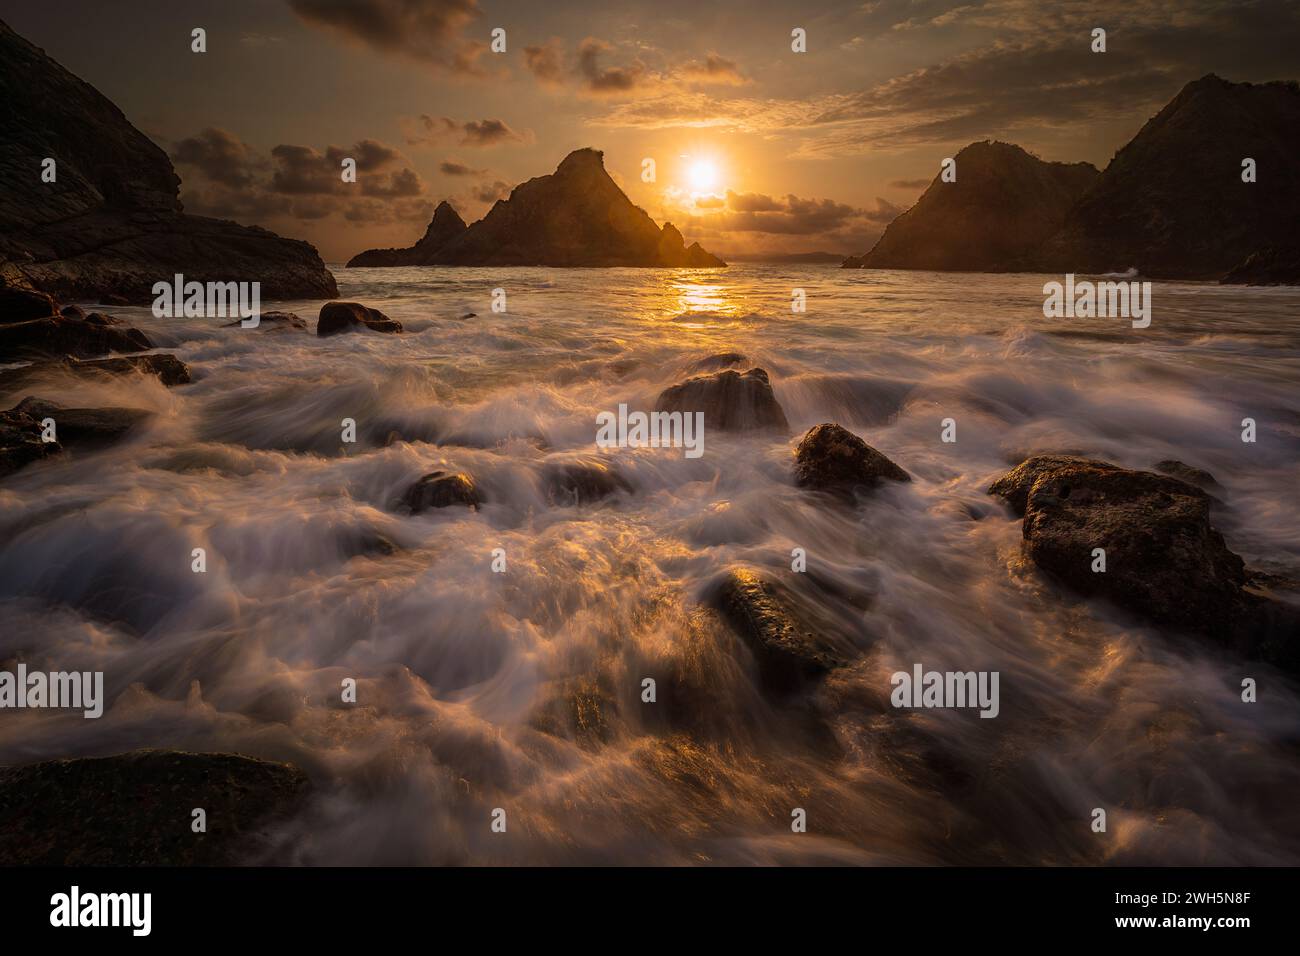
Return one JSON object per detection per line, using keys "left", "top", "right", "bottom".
{"left": 2, "top": 265, "right": 1298, "bottom": 864}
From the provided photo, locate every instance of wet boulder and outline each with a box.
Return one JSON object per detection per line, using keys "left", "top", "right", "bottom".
{"left": 988, "top": 456, "right": 1251, "bottom": 636}
{"left": 0, "top": 402, "right": 59, "bottom": 477}
{"left": 0, "top": 750, "right": 309, "bottom": 865}
{"left": 0, "top": 285, "right": 59, "bottom": 322}
{"left": 222, "top": 310, "right": 306, "bottom": 331}
{"left": 317, "top": 301, "right": 403, "bottom": 337}
{"left": 12, "top": 397, "right": 150, "bottom": 446}
{"left": 0, "top": 314, "right": 152, "bottom": 358}
{"left": 1153, "top": 459, "right": 1220, "bottom": 491}
{"left": 794, "top": 423, "right": 909, "bottom": 494}
{"left": 655, "top": 366, "right": 788, "bottom": 433}
{"left": 709, "top": 567, "right": 844, "bottom": 694}
{"left": 542, "top": 457, "right": 632, "bottom": 506}
{"left": 69, "top": 353, "right": 191, "bottom": 386}
{"left": 402, "top": 470, "right": 482, "bottom": 513}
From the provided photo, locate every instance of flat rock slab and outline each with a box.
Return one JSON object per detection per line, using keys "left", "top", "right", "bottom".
{"left": 0, "top": 750, "right": 310, "bottom": 865}
{"left": 12, "top": 396, "right": 150, "bottom": 446}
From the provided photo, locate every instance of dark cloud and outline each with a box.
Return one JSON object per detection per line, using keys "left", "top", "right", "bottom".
{"left": 698, "top": 191, "right": 901, "bottom": 237}
{"left": 171, "top": 128, "right": 262, "bottom": 188}
{"left": 471, "top": 180, "right": 512, "bottom": 203}
{"left": 404, "top": 115, "right": 530, "bottom": 147}
{"left": 523, "top": 38, "right": 566, "bottom": 86}
{"left": 889, "top": 178, "right": 932, "bottom": 189}
{"left": 680, "top": 52, "right": 746, "bottom": 86}
{"left": 576, "top": 37, "right": 644, "bottom": 94}
{"left": 287, "top": 0, "right": 488, "bottom": 75}
{"left": 725, "top": 190, "right": 783, "bottom": 213}
{"left": 440, "top": 160, "right": 484, "bottom": 176}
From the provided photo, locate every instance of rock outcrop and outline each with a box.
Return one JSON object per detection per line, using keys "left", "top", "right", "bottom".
{"left": 346, "top": 201, "right": 468, "bottom": 267}
{"left": 316, "top": 301, "right": 402, "bottom": 337}
{"left": 989, "top": 456, "right": 1297, "bottom": 668}
{"left": 1221, "top": 244, "right": 1300, "bottom": 286}
{"left": 0, "top": 750, "right": 309, "bottom": 865}
{"left": 655, "top": 367, "right": 788, "bottom": 433}
{"left": 0, "top": 401, "right": 59, "bottom": 476}
{"left": 842, "top": 142, "right": 1098, "bottom": 271}
{"left": 0, "top": 396, "right": 149, "bottom": 477}
{"left": 350, "top": 149, "right": 725, "bottom": 268}
{"left": 793, "top": 423, "right": 909, "bottom": 493}
{"left": 542, "top": 457, "right": 632, "bottom": 506}
{"left": 0, "top": 19, "right": 337, "bottom": 302}
{"left": 1043, "top": 75, "right": 1300, "bottom": 280}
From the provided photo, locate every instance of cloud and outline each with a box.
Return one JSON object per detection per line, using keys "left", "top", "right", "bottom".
{"left": 174, "top": 129, "right": 427, "bottom": 229}
{"left": 576, "top": 37, "right": 645, "bottom": 94}
{"left": 523, "top": 38, "right": 566, "bottom": 86}
{"left": 890, "top": 178, "right": 932, "bottom": 189}
{"left": 287, "top": 0, "right": 489, "bottom": 75}
{"left": 471, "top": 180, "right": 512, "bottom": 203}
{"left": 403, "top": 115, "right": 531, "bottom": 147}
{"left": 439, "top": 160, "right": 484, "bottom": 176}
{"left": 171, "top": 128, "right": 263, "bottom": 188}
{"left": 679, "top": 52, "right": 747, "bottom": 86}
{"left": 694, "top": 194, "right": 726, "bottom": 209}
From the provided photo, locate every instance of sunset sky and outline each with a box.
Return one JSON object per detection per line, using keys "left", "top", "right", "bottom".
{"left": 5, "top": 0, "right": 1296, "bottom": 261}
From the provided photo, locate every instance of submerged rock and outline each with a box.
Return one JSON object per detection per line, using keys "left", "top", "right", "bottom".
{"left": 709, "top": 567, "right": 844, "bottom": 693}
{"left": 222, "top": 310, "right": 306, "bottom": 331}
{"left": 687, "top": 351, "right": 748, "bottom": 374}
{"left": 1152, "top": 458, "right": 1220, "bottom": 491}
{"left": 0, "top": 750, "right": 309, "bottom": 865}
{"left": 317, "top": 301, "right": 403, "bottom": 337}
{"left": 655, "top": 367, "right": 788, "bottom": 433}
{"left": 402, "top": 470, "right": 482, "bottom": 512}
{"left": 794, "top": 423, "right": 910, "bottom": 493}
{"left": 987, "top": 456, "right": 1284, "bottom": 649}
{"left": 542, "top": 457, "right": 631, "bottom": 506}
{"left": 70, "top": 353, "right": 191, "bottom": 386}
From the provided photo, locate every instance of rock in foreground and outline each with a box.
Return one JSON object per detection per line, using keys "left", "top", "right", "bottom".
{"left": 655, "top": 367, "right": 788, "bottom": 433}
{"left": 988, "top": 456, "right": 1296, "bottom": 664}
{"left": 709, "top": 567, "right": 844, "bottom": 693}
{"left": 317, "top": 301, "right": 403, "bottom": 337}
{"left": 0, "top": 401, "right": 59, "bottom": 476}
{"left": 0, "top": 750, "right": 309, "bottom": 865}
{"left": 402, "top": 470, "right": 482, "bottom": 512}
{"left": 794, "top": 423, "right": 909, "bottom": 493}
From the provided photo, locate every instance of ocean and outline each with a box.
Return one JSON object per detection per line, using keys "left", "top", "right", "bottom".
{"left": 1, "top": 264, "right": 1297, "bottom": 864}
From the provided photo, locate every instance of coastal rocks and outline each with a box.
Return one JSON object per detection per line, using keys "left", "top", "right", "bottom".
{"left": 11, "top": 397, "right": 149, "bottom": 446}
{"left": 687, "top": 351, "right": 748, "bottom": 374}
{"left": 316, "top": 301, "right": 403, "bottom": 337}
{"left": 655, "top": 367, "right": 789, "bottom": 433}
{"left": 0, "top": 402, "right": 58, "bottom": 476}
{"left": 542, "top": 457, "right": 631, "bottom": 506}
{"left": 346, "top": 201, "right": 468, "bottom": 267}
{"left": 1152, "top": 459, "right": 1220, "bottom": 492}
{"left": 379, "top": 148, "right": 725, "bottom": 268}
{"left": 402, "top": 470, "right": 482, "bottom": 513}
{"left": 223, "top": 310, "right": 306, "bottom": 331}
{"left": 842, "top": 141, "right": 1098, "bottom": 271}
{"left": 988, "top": 456, "right": 1251, "bottom": 635}
{"left": 67, "top": 353, "right": 192, "bottom": 386}
{"left": 0, "top": 284, "right": 59, "bottom": 322}
{"left": 0, "top": 750, "right": 309, "bottom": 865}
{"left": 1221, "top": 245, "right": 1300, "bottom": 286}
{"left": 709, "top": 567, "right": 844, "bottom": 694}
{"left": 794, "top": 423, "right": 910, "bottom": 494}
{"left": 0, "top": 313, "right": 152, "bottom": 359}
{"left": 0, "top": 20, "right": 337, "bottom": 302}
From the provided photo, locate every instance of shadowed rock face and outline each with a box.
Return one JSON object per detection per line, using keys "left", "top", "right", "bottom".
{"left": 655, "top": 367, "right": 788, "bottom": 433}
{"left": 396, "top": 149, "right": 726, "bottom": 267}
{"left": 0, "top": 312, "right": 152, "bottom": 358}
{"left": 317, "top": 301, "right": 402, "bottom": 336}
{"left": 0, "top": 750, "right": 309, "bottom": 865}
{"left": 12, "top": 397, "right": 149, "bottom": 445}
{"left": 1043, "top": 75, "right": 1300, "bottom": 280}
{"left": 0, "top": 19, "right": 337, "bottom": 302}
{"left": 402, "top": 470, "right": 482, "bottom": 512}
{"left": 0, "top": 402, "right": 58, "bottom": 476}
{"left": 794, "top": 423, "right": 909, "bottom": 493}
{"left": 989, "top": 456, "right": 1298, "bottom": 667}
{"left": 842, "top": 142, "right": 1098, "bottom": 271}
{"left": 346, "top": 201, "right": 469, "bottom": 267}
{"left": 1221, "top": 244, "right": 1300, "bottom": 286}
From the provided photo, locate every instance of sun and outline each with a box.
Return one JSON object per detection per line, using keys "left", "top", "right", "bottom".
{"left": 687, "top": 158, "right": 719, "bottom": 192}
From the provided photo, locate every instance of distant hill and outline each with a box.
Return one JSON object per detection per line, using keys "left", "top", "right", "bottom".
{"left": 347, "top": 201, "right": 467, "bottom": 267}
{"left": 348, "top": 149, "right": 724, "bottom": 268}
{"left": 0, "top": 18, "right": 337, "bottom": 302}
{"left": 842, "top": 75, "right": 1300, "bottom": 284}
{"left": 841, "top": 142, "right": 1097, "bottom": 272}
